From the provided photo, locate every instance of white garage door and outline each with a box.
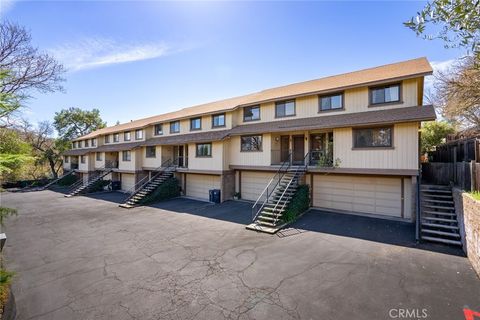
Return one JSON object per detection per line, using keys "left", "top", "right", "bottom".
{"left": 312, "top": 175, "right": 403, "bottom": 217}
{"left": 121, "top": 173, "right": 136, "bottom": 191}
{"left": 186, "top": 174, "right": 221, "bottom": 200}
{"left": 241, "top": 171, "right": 275, "bottom": 201}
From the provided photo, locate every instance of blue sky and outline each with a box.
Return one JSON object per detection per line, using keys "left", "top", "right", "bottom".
{"left": 1, "top": 1, "right": 462, "bottom": 126}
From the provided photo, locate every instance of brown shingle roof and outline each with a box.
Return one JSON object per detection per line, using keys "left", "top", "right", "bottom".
{"left": 63, "top": 149, "right": 90, "bottom": 156}
{"left": 143, "top": 130, "right": 230, "bottom": 146}
{"left": 228, "top": 105, "right": 436, "bottom": 135}
{"left": 95, "top": 141, "right": 144, "bottom": 152}
{"left": 75, "top": 57, "right": 433, "bottom": 140}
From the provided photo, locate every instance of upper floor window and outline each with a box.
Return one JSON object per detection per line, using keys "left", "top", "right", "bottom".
{"left": 170, "top": 121, "right": 180, "bottom": 133}
{"left": 135, "top": 129, "right": 143, "bottom": 140}
{"left": 80, "top": 155, "right": 86, "bottom": 163}
{"left": 190, "top": 117, "right": 202, "bottom": 131}
{"left": 124, "top": 132, "right": 131, "bottom": 141}
{"left": 244, "top": 105, "right": 260, "bottom": 122}
{"left": 319, "top": 93, "right": 343, "bottom": 112}
{"left": 212, "top": 113, "right": 225, "bottom": 128}
{"left": 145, "top": 146, "right": 156, "bottom": 158}
{"left": 91, "top": 138, "right": 97, "bottom": 147}
{"left": 64, "top": 156, "right": 69, "bottom": 163}
{"left": 72, "top": 141, "right": 77, "bottom": 149}
{"left": 122, "top": 150, "right": 131, "bottom": 161}
{"left": 104, "top": 135, "right": 110, "bottom": 144}
{"left": 353, "top": 126, "right": 393, "bottom": 149}
{"left": 241, "top": 135, "right": 263, "bottom": 152}
{"left": 196, "top": 143, "right": 212, "bottom": 157}
{"left": 275, "top": 100, "right": 295, "bottom": 118}
{"left": 370, "top": 83, "right": 401, "bottom": 105}
{"left": 113, "top": 133, "right": 119, "bottom": 142}
{"left": 154, "top": 124, "right": 163, "bottom": 136}
{"left": 84, "top": 140, "right": 89, "bottom": 147}
{"left": 96, "top": 152, "right": 103, "bottom": 161}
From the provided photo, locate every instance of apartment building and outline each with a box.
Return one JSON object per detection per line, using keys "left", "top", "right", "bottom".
{"left": 63, "top": 57, "right": 435, "bottom": 222}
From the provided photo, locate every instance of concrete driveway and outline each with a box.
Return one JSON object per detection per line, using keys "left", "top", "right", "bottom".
{"left": 1, "top": 190, "right": 480, "bottom": 320}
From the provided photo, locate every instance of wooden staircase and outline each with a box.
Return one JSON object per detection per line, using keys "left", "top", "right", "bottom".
{"left": 420, "top": 184, "right": 462, "bottom": 246}
{"left": 64, "top": 169, "right": 113, "bottom": 197}
{"left": 247, "top": 160, "right": 307, "bottom": 234}
{"left": 119, "top": 160, "right": 175, "bottom": 208}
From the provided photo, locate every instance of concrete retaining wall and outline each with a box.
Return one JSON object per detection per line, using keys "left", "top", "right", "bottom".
{"left": 453, "top": 188, "right": 480, "bottom": 278}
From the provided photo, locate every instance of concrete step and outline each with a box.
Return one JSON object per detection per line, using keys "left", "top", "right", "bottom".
{"left": 421, "top": 189, "right": 452, "bottom": 194}
{"left": 421, "top": 184, "right": 451, "bottom": 190}
{"left": 422, "top": 229, "right": 460, "bottom": 238}
{"left": 423, "top": 216, "right": 458, "bottom": 223}
{"left": 421, "top": 222, "right": 459, "bottom": 230}
{"left": 422, "top": 199, "right": 454, "bottom": 204}
{"left": 421, "top": 236, "right": 462, "bottom": 246}
{"left": 422, "top": 194, "right": 453, "bottom": 199}
{"left": 423, "top": 205, "right": 455, "bottom": 211}
{"left": 119, "top": 204, "right": 134, "bottom": 209}
{"left": 259, "top": 211, "right": 283, "bottom": 217}
{"left": 423, "top": 210, "right": 457, "bottom": 217}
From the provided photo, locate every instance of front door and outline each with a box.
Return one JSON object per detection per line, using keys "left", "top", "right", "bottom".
{"left": 292, "top": 135, "right": 305, "bottom": 164}
{"left": 280, "top": 136, "right": 289, "bottom": 163}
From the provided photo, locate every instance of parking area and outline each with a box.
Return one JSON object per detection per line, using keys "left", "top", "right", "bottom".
{"left": 1, "top": 190, "right": 480, "bottom": 320}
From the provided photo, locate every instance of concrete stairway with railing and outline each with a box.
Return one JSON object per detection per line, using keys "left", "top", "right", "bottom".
{"left": 420, "top": 184, "right": 462, "bottom": 246}
{"left": 64, "top": 169, "right": 113, "bottom": 197}
{"left": 247, "top": 167, "right": 306, "bottom": 234}
{"left": 41, "top": 170, "right": 75, "bottom": 190}
{"left": 119, "top": 169, "right": 175, "bottom": 208}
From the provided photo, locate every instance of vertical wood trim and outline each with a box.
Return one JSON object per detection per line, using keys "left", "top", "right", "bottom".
{"left": 183, "top": 173, "right": 187, "bottom": 195}
{"left": 239, "top": 171, "right": 242, "bottom": 195}
{"left": 401, "top": 178, "right": 405, "bottom": 218}
{"left": 310, "top": 174, "right": 314, "bottom": 206}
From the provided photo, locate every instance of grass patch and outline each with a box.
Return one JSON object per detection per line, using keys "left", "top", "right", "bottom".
{"left": 469, "top": 191, "right": 480, "bottom": 201}
{"left": 0, "top": 269, "right": 14, "bottom": 312}
{"left": 282, "top": 184, "right": 310, "bottom": 223}
{"left": 139, "top": 177, "right": 181, "bottom": 205}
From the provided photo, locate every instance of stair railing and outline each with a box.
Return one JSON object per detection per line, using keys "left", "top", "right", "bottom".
{"left": 122, "top": 159, "right": 175, "bottom": 203}
{"left": 251, "top": 153, "right": 292, "bottom": 222}
{"left": 42, "top": 170, "right": 75, "bottom": 189}
{"left": 271, "top": 152, "right": 309, "bottom": 225}
{"left": 67, "top": 164, "right": 111, "bottom": 193}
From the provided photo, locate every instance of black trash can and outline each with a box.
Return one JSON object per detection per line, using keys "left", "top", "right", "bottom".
{"left": 111, "top": 181, "right": 121, "bottom": 191}
{"left": 209, "top": 189, "right": 221, "bottom": 203}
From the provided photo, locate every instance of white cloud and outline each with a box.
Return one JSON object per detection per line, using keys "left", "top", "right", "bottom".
{"left": 48, "top": 37, "right": 173, "bottom": 72}
{"left": 424, "top": 58, "right": 457, "bottom": 93}
{"left": 0, "top": 0, "right": 16, "bottom": 17}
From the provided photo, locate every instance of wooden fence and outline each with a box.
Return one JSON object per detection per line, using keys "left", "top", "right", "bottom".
{"left": 422, "top": 161, "right": 480, "bottom": 191}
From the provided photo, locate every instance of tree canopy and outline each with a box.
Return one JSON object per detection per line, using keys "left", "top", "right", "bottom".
{"left": 420, "top": 121, "right": 456, "bottom": 153}
{"left": 53, "top": 107, "right": 106, "bottom": 141}
{"left": 404, "top": 0, "right": 480, "bottom": 55}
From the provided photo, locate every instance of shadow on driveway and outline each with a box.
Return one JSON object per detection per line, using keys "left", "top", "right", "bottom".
{"left": 290, "top": 209, "right": 465, "bottom": 256}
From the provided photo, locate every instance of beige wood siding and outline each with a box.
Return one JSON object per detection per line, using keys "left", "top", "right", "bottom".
{"left": 142, "top": 146, "right": 162, "bottom": 168}
{"left": 119, "top": 149, "right": 140, "bottom": 171}
{"left": 229, "top": 134, "right": 272, "bottom": 167}
{"left": 94, "top": 152, "right": 104, "bottom": 169}
{"left": 185, "top": 174, "right": 221, "bottom": 200}
{"left": 334, "top": 122, "right": 419, "bottom": 170}
{"left": 240, "top": 171, "right": 274, "bottom": 201}
{"left": 188, "top": 141, "right": 224, "bottom": 171}
{"left": 232, "top": 79, "right": 418, "bottom": 125}
{"left": 121, "top": 173, "right": 136, "bottom": 191}
{"left": 312, "top": 175, "right": 405, "bottom": 218}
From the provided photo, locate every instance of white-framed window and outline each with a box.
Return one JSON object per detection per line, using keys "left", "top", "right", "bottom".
{"left": 113, "top": 133, "right": 119, "bottom": 142}
{"left": 124, "top": 132, "right": 131, "bottom": 141}
{"left": 135, "top": 129, "right": 143, "bottom": 140}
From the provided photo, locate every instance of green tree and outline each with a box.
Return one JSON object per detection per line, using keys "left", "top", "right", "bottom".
{"left": 404, "top": 0, "right": 480, "bottom": 55}
{"left": 54, "top": 107, "right": 106, "bottom": 141}
{"left": 420, "top": 121, "right": 456, "bottom": 153}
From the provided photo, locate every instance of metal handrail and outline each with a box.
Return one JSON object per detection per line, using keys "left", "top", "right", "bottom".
{"left": 251, "top": 153, "right": 292, "bottom": 222}
{"left": 122, "top": 159, "right": 174, "bottom": 203}
{"left": 67, "top": 164, "right": 110, "bottom": 192}
{"left": 42, "top": 170, "right": 75, "bottom": 189}
{"left": 271, "top": 152, "right": 309, "bottom": 225}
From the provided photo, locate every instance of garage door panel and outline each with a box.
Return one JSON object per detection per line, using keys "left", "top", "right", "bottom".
{"left": 186, "top": 174, "right": 220, "bottom": 200}
{"left": 241, "top": 172, "right": 274, "bottom": 201}
{"left": 313, "top": 175, "right": 403, "bottom": 218}
{"left": 121, "top": 173, "right": 135, "bottom": 191}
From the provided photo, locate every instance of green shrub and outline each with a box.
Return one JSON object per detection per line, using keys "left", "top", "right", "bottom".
{"left": 282, "top": 184, "right": 310, "bottom": 223}
{"left": 139, "top": 177, "right": 180, "bottom": 205}
{"left": 469, "top": 191, "right": 480, "bottom": 201}
{"left": 57, "top": 174, "right": 79, "bottom": 186}
{"left": 0, "top": 207, "right": 17, "bottom": 226}
{"left": 87, "top": 179, "right": 110, "bottom": 193}
{"left": 0, "top": 269, "right": 14, "bottom": 286}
